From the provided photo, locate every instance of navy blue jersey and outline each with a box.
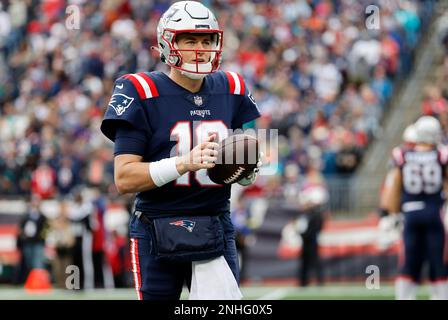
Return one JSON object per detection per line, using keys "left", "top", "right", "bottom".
{"left": 101, "top": 71, "right": 260, "bottom": 217}
{"left": 391, "top": 145, "right": 448, "bottom": 212}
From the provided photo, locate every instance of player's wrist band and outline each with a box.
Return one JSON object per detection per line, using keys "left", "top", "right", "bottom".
{"left": 149, "top": 157, "right": 181, "bottom": 187}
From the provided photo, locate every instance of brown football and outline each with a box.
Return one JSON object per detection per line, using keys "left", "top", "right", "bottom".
{"left": 207, "top": 134, "right": 259, "bottom": 185}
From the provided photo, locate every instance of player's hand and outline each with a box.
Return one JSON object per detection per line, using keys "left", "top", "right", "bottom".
{"left": 237, "top": 151, "right": 263, "bottom": 186}
{"left": 177, "top": 134, "right": 219, "bottom": 173}
{"left": 377, "top": 213, "right": 403, "bottom": 250}
{"left": 378, "top": 213, "right": 404, "bottom": 232}
{"left": 378, "top": 215, "right": 395, "bottom": 232}
{"left": 391, "top": 213, "right": 404, "bottom": 231}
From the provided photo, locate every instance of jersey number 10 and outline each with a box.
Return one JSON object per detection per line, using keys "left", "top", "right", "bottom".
{"left": 171, "top": 121, "right": 229, "bottom": 186}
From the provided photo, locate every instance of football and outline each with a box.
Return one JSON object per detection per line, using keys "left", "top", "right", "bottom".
{"left": 207, "top": 134, "right": 259, "bottom": 185}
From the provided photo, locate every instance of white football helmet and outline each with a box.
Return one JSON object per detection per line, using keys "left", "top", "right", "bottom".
{"left": 414, "top": 116, "right": 442, "bottom": 145}
{"left": 156, "top": 1, "right": 223, "bottom": 80}
{"left": 402, "top": 124, "right": 417, "bottom": 144}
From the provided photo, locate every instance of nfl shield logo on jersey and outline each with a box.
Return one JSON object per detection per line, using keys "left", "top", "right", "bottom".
{"left": 194, "top": 95, "right": 203, "bottom": 107}
{"left": 108, "top": 93, "right": 134, "bottom": 116}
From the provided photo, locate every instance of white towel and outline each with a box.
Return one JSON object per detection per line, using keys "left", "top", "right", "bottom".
{"left": 189, "top": 256, "right": 243, "bottom": 300}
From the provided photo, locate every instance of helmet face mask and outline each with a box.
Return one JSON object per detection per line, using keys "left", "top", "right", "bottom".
{"left": 157, "top": 1, "right": 223, "bottom": 79}
{"left": 162, "top": 29, "right": 223, "bottom": 76}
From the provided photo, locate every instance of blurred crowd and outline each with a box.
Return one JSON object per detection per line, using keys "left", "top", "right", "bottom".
{"left": 14, "top": 189, "right": 132, "bottom": 288}
{"left": 0, "top": 0, "right": 436, "bottom": 198}
{"left": 420, "top": 9, "right": 448, "bottom": 142}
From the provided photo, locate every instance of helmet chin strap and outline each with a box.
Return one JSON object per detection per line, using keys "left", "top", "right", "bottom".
{"left": 181, "top": 71, "right": 207, "bottom": 80}
{"left": 180, "top": 62, "right": 213, "bottom": 80}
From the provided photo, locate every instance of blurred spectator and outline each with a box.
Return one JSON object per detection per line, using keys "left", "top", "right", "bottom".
{"left": 106, "top": 229, "right": 130, "bottom": 288}
{"left": 30, "top": 161, "right": 57, "bottom": 199}
{"left": 48, "top": 200, "right": 75, "bottom": 288}
{"left": 91, "top": 188, "right": 114, "bottom": 288}
{"left": 421, "top": 85, "right": 447, "bottom": 116}
{"left": 283, "top": 162, "right": 302, "bottom": 204}
{"left": 280, "top": 161, "right": 328, "bottom": 286}
{"left": 311, "top": 49, "right": 342, "bottom": 100}
{"left": 335, "top": 136, "right": 363, "bottom": 174}
{"left": 56, "top": 157, "right": 79, "bottom": 196}
{"left": 69, "top": 189, "right": 94, "bottom": 290}
{"left": 370, "top": 65, "right": 393, "bottom": 105}
{"left": 16, "top": 195, "right": 49, "bottom": 281}
{"left": 296, "top": 165, "right": 329, "bottom": 287}
{"left": 348, "top": 31, "right": 381, "bottom": 83}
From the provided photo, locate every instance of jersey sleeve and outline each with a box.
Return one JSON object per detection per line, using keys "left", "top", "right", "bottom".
{"left": 223, "top": 71, "right": 261, "bottom": 128}
{"left": 114, "top": 124, "right": 147, "bottom": 156}
{"left": 100, "top": 75, "right": 152, "bottom": 142}
{"left": 234, "top": 84, "right": 261, "bottom": 128}
{"left": 438, "top": 144, "right": 448, "bottom": 168}
{"left": 390, "top": 146, "right": 405, "bottom": 169}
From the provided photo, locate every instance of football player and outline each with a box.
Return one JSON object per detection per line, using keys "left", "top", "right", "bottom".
{"left": 100, "top": 1, "right": 261, "bottom": 300}
{"left": 379, "top": 123, "right": 418, "bottom": 217}
{"left": 382, "top": 116, "right": 448, "bottom": 299}
{"left": 377, "top": 124, "right": 417, "bottom": 250}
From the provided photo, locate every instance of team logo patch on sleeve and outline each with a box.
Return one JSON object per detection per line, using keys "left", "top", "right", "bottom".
{"left": 169, "top": 220, "right": 196, "bottom": 232}
{"left": 108, "top": 93, "right": 134, "bottom": 116}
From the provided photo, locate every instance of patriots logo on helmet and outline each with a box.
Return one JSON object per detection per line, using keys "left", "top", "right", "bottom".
{"left": 169, "top": 220, "right": 196, "bottom": 232}
{"left": 108, "top": 93, "right": 134, "bottom": 116}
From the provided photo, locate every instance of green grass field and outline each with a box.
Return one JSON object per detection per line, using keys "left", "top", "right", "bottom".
{"left": 0, "top": 284, "right": 431, "bottom": 300}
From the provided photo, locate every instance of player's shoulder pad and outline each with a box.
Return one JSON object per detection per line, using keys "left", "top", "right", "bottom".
{"left": 391, "top": 146, "right": 405, "bottom": 167}
{"left": 437, "top": 144, "right": 448, "bottom": 165}
{"left": 116, "top": 72, "right": 159, "bottom": 100}
{"left": 222, "top": 71, "right": 246, "bottom": 95}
